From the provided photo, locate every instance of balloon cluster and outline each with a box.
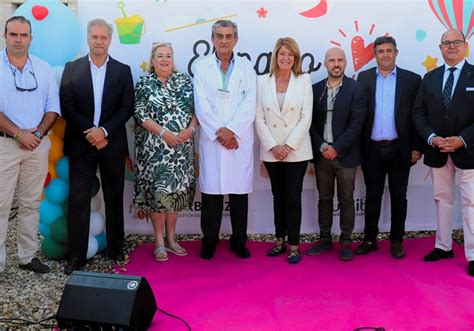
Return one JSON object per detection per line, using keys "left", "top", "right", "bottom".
{"left": 39, "top": 118, "right": 107, "bottom": 260}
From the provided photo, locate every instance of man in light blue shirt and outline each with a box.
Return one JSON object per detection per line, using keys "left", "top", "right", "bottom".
{"left": 356, "top": 36, "right": 422, "bottom": 258}
{"left": 0, "top": 16, "right": 60, "bottom": 280}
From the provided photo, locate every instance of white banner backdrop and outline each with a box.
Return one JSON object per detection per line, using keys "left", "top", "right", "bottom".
{"left": 75, "top": 0, "right": 471, "bottom": 234}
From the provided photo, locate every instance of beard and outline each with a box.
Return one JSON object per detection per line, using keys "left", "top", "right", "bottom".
{"left": 328, "top": 67, "right": 344, "bottom": 79}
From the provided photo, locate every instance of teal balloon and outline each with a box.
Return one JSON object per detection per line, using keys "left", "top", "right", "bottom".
{"left": 39, "top": 199, "right": 63, "bottom": 225}
{"left": 91, "top": 176, "right": 100, "bottom": 197}
{"left": 44, "top": 178, "right": 69, "bottom": 204}
{"left": 39, "top": 223, "right": 51, "bottom": 237}
{"left": 95, "top": 232, "right": 107, "bottom": 253}
{"left": 41, "top": 237, "right": 68, "bottom": 260}
{"left": 14, "top": 0, "right": 81, "bottom": 67}
{"left": 51, "top": 217, "right": 68, "bottom": 244}
{"left": 56, "top": 156, "right": 69, "bottom": 181}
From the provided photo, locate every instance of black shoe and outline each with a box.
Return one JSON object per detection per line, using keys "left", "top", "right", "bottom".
{"left": 267, "top": 242, "right": 286, "bottom": 257}
{"left": 19, "top": 258, "right": 50, "bottom": 274}
{"left": 231, "top": 245, "right": 250, "bottom": 259}
{"left": 355, "top": 241, "right": 378, "bottom": 255}
{"left": 200, "top": 245, "right": 215, "bottom": 260}
{"left": 106, "top": 249, "right": 125, "bottom": 261}
{"left": 423, "top": 248, "right": 454, "bottom": 262}
{"left": 339, "top": 243, "right": 353, "bottom": 261}
{"left": 468, "top": 261, "right": 474, "bottom": 277}
{"left": 64, "top": 257, "right": 85, "bottom": 275}
{"left": 390, "top": 242, "right": 405, "bottom": 259}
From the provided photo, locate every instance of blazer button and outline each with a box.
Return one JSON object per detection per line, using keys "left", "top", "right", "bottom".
{"left": 266, "top": 107, "right": 270, "bottom": 111}
{"left": 290, "top": 107, "right": 294, "bottom": 111}
{"left": 284, "top": 124, "right": 287, "bottom": 128}
{"left": 273, "top": 124, "right": 277, "bottom": 128}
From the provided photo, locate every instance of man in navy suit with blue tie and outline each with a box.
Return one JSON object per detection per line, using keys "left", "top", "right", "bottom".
{"left": 413, "top": 29, "right": 474, "bottom": 276}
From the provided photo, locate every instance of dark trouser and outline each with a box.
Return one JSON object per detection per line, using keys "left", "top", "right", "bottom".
{"left": 362, "top": 141, "right": 410, "bottom": 243}
{"left": 201, "top": 193, "right": 248, "bottom": 249}
{"left": 264, "top": 161, "right": 308, "bottom": 245}
{"left": 68, "top": 149, "right": 125, "bottom": 260}
{"left": 315, "top": 158, "right": 357, "bottom": 243}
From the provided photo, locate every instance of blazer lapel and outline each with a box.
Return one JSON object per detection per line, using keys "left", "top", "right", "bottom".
{"left": 269, "top": 75, "right": 283, "bottom": 117}
{"left": 394, "top": 67, "right": 403, "bottom": 115}
{"left": 434, "top": 65, "right": 445, "bottom": 111}
{"left": 102, "top": 57, "right": 114, "bottom": 110}
{"left": 80, "top": 56, "right": 94, "bottom": 117}
{"left": 333, "top": 76, "right": 348, "bottom": 111}
{"left": 451, "top": 62, "right": 473, "bottom": 102}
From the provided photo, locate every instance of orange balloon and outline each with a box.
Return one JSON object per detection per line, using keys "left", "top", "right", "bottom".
{"left": 48, "top": 134, "right": 64, "bottom": 163}
{"left": 48, "top": 162, "right": 58, "bottom": 179}
{"left": 51, "top": 117, "right": 66, "bottom": 139}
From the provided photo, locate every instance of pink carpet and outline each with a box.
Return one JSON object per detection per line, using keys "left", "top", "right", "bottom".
{"left": 116, "top": 238, "right": 474, "bottom": 330}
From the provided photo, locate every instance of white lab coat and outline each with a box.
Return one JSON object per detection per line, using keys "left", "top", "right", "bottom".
{"left": 194, "top": 54, "right": 257, "bottom": 194}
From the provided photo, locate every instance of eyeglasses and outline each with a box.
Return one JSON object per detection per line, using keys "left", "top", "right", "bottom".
{"left": 441, "top": 39, "right": 465, "bottom": 48}
{"left": 9, "top": 60, "right": 38, "bottom": 92}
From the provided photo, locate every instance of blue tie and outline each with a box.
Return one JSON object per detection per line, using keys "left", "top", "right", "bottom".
{"left": 442, "top": 67, "right": 456, "bottom": 109}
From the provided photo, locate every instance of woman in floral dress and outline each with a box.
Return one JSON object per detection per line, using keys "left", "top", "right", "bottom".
{"left": 133, "top": 42, "right": 197, "bottom": 262}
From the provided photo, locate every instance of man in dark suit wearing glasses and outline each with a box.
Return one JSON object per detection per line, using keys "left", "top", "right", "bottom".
{"left": 0, "top": 16, "right": 60, "bottom": 281}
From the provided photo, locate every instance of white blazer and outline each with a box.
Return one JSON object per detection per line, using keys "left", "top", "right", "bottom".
{"left": 194, "top": 54, "right": 257, "bottom": 194}
{"left": 255, "top": 72, "right": 313, "bottom": 162}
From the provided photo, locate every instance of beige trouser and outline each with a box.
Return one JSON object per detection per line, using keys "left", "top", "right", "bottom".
{"left": 432, "top": 156, "right": 474, "bottom": 262}
{"left": 0, "top": 136, "right": 50, "bottom": 272}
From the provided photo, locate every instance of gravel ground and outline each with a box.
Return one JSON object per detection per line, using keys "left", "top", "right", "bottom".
{"left": 0, "top": 206, "right": 464, "bottom": 329}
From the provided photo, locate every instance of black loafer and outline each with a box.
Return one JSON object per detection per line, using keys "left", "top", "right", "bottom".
{"left": 390, "top": 242, "right": 406, "bottom": 259}
{"left": 355, "top": 241, "right": 378, "bottom": 255}
{"left": 200, "top": 245, "right": 215, "bottom": 260}
{"left": 19, "top": 258, "right": 50, "bottom": 274}
{"left": 64, "top": 257, "right": 85, "bottom": 275}
{"left": 231, "top": 245, "right": 250, "bottom": 259}
{"left": 423, "top": 248, "right": 454, "bottom": 262}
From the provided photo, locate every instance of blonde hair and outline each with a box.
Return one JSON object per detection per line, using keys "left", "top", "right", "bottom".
{"left": 269, "top": 37, "right": 303, "bottom": 77}
{"left": 148, "top": 42, "right": 177, "bottom": 73}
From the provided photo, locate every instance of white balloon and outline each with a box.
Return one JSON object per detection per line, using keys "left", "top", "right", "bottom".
{"left": 86, "top": 235, "right": 99, "bottom": 259}
{"left": 89, "top": 211, "right": 105, "bottom": 236}
{"left": 90, "top": 195, "right": 102, "bottom": 211}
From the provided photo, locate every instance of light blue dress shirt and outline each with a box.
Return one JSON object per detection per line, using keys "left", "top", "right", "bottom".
{"left": 371, "top": 67, "right": 397, "bottom": 141}
{"left": 0, "top": 50, "right": 60, "bottom": 129}
{"left": 215, "top": 53, "right": 235, "bottom": 91}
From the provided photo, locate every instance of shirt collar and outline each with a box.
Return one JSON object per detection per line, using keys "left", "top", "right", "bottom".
{"left": 215, "top": 52, "right": 235, "bottom": 66}
{"left": 376, "top": 66, "right": 397, "bottom": 78}
{"left": 88, "top": 54, "right": 110, "bottom": 69}
{"left": 444, "top": 59, "right": 465, "bottom": 72}
{"left": 326, "top": 78, "right": 343, "bottom": 89}
{"left": 3, "top": 49, "right": 32, "bottom": 71}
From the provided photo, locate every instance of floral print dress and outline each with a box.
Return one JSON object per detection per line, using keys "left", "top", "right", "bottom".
{"left": 133, "top": 71, "right": 195, "bottom": 213}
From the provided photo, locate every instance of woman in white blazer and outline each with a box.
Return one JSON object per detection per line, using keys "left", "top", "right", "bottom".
{"left": 255, "top": 37, "right": 313, "bottom": 264}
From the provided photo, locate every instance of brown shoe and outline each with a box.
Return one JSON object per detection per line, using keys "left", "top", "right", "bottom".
{"left": 390, "top": 242, "right": 405, "bottom": 259}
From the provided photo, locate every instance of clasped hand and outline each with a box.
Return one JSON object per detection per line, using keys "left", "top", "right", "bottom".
{"left": 216, "top": 127, "right": 239, "bottom": 150}
{"left": 432, "top": 136, "right": 464, "bottom": 153}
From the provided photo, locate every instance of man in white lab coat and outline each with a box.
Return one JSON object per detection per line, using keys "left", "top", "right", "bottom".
{"left": 194, "top": 20, "right": 257, "bottom": 259}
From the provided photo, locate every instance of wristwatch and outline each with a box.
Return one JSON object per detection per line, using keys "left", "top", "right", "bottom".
{"left": 33, "top": 130, "right": 43, "bottom": 139}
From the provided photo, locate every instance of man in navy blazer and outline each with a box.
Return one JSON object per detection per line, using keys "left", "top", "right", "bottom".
{"left": 413, "top": 29, "right": 474, "bottom": 276}
{"left": 356, "top": 36, "right": 422, "bottom": 258}
{"left": 60, "top": 19, "right": 134, "bottom": 274}
{"left": 307, "top": 47, "right": 366, "bottom": 261}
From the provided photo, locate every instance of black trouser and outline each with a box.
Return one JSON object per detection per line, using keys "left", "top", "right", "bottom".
{"left": 200, "top": 193, "right": 248, "bottom": 249}
{"left": 315, "top": 158, "right": 357, "bottom": 243}
{"left": 264, "top": 161, "right": 308, "bottom": 245}
{"left": 68, "top": 149, "right": 125, "bottom": 260}
{"left": 362, "top": 141, "right": 410, "bottom": 243}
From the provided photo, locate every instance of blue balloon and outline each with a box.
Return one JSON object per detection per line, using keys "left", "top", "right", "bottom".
{"left": 44, "top": 178, "right": 69, "bottom": 204}
{"left": 39, "top": 199, "right": 64, "bottom": 225}
{"left": 95, "top": 232, "right": 107, "bottom": 253}
{"left": 56, "top": 156, "right": 69, "bottom": 181}
{"left": 39, "top": 223, "right": 51, "bottom": 237}
{"left": 14, "top": 0, "right": 81, "bottom": 67}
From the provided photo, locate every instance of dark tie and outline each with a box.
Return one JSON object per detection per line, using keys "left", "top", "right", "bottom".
{"left": 442, "top": 67, "right": 456, "bottom": 109}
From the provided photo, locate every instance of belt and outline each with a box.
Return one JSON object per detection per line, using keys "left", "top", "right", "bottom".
{"left": 0, "top": 132, "right": 14, "bottom": 139}
{"left": 371, "top": 139, "right": 398, "bottom": 146}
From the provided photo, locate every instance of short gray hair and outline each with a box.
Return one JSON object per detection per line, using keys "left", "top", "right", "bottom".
{"left": 211, "top": 20, "right": 238, "bottom": 38}
{"left": 87, "top": 18, "right": 113, "bottom": 38}
{"left": 148, "top": 42, "right": 176, "bottom": 73}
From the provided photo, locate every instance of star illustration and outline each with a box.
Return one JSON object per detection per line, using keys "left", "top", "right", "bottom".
{"left": 139, "top": 61, "right": 148, "bottom": 72}
{"left": 256, "top": 7, "right": 268, "bottom": 18}
{"left": 422, "top": 55, "right": 438, "bottom": 72}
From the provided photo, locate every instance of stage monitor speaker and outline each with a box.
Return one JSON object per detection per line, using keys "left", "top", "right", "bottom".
{"left": 56, "top": 271, "right": 157, "bottom": 330}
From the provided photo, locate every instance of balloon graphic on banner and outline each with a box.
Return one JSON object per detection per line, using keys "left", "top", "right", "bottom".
{"left": 428, "top": 0, "right": 474, "bottom": 39}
